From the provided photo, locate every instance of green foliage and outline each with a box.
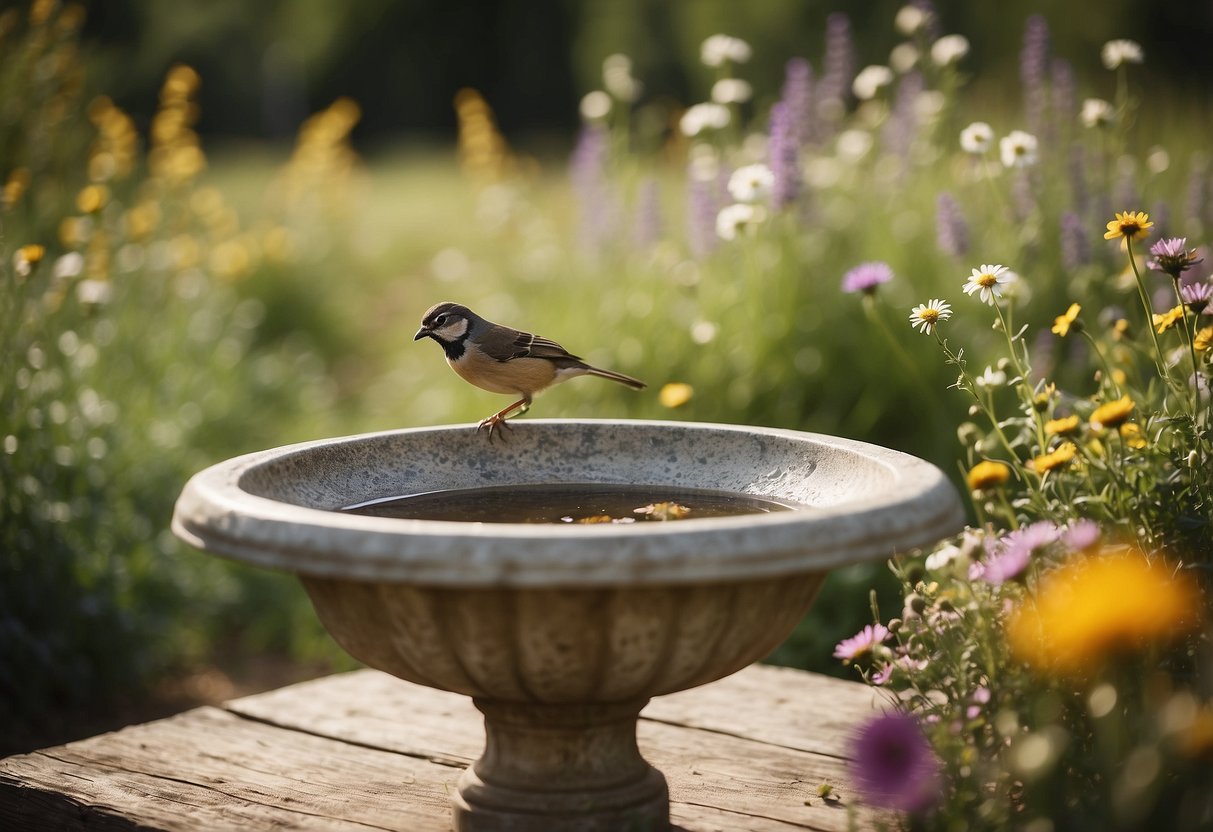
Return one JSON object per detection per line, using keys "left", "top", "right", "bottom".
{"left": 0, "top": 5, "right": 357, "bottom": 730}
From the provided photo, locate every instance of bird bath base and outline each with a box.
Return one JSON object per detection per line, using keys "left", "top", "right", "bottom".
{"left": 173, "top": 420, "right": 965, "bottom": 832}
{"left": 454, "top": 698, "right": 668, "bottom": 832}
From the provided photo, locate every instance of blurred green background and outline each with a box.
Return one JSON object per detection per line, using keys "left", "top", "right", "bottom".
{"left": 4, "top": 0, "right": 1212, "bottom": 751}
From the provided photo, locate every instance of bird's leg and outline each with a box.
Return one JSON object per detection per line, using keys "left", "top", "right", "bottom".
{"left": 477, "top": 397, "right": 530, "bottom": 441}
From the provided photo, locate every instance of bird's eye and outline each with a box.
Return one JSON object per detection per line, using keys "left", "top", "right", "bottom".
{"left": 433, "top": 314, "right": 447, "bottom": 326}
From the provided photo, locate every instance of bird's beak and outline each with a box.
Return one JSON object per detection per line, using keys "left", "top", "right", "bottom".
{"left": 413, "top": 327, "right": 430, "bottom": 341}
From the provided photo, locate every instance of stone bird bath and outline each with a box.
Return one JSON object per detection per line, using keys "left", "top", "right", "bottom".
{"left": 172, "top": 420, "right": 964, "bottom": 831}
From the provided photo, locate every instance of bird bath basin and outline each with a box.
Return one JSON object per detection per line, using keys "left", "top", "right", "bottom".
{"left": 172, "top": 419, "right": 964, "bottom": 831}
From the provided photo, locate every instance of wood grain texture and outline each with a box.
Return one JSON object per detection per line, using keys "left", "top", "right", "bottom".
{"left": 0, "top": 664, "right": 888, "bottom": 832}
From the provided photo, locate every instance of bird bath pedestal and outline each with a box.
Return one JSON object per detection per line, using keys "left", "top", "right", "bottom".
{"left": 172, "top": 420, "right": 963, "bottom": 832}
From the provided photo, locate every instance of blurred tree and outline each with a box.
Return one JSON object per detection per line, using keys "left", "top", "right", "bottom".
{"left": 77, "top": 0, "right": 1213, "bottom": 146}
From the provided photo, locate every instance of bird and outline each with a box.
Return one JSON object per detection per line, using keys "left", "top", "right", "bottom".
{"left": 414, "top": 301, "right": 646, "bottom": 439}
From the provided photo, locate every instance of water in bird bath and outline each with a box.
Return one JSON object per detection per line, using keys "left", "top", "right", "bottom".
{"left": 342, "top": 483, "right": 805, "bottom": 524}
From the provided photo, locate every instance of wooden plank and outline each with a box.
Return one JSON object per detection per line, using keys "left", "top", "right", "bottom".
{"left": 227, "top": 669, "right": 485, "bottom": 765}
{"left": 1, "top": 665, "right": 885, "bottom": 832}
{"left": 642, "top": 719, "right": 871, "bottom": 831}
{"left": 645, "top": 663, "right": 884, "bottom": 757}
{"left": 0, "top": 707, "right": 458, "bottom": 832}
{"left": 228, "top": 666, "right": 883, "bottom": 831}
{"left": 223, "top": 664, "right": 881, "bottom": 762}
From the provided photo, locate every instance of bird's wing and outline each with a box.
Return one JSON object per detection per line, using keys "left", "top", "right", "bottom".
{"left": 484, "top": 327, "right": 583, "bottom": 362}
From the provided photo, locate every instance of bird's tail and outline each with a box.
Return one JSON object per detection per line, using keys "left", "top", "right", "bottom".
{"left": 586, "top": 366, "right": 647, "bottom": 390}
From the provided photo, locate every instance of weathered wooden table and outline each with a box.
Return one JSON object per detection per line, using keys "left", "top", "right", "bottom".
{"left": 0, "top": 663, "right": 884, "bottom": 831}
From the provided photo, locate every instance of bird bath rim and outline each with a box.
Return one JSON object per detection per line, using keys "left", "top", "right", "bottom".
{"left": 171, "top": 419, "right": 965, "bottom": 587}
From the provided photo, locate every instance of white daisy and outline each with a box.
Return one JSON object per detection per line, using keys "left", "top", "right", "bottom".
{"left": 894, "top": 5, "right": 929, "bottom": 35}
{"left": 889, "top": 43, "right": 920, "bottom": 73}
{"left": 679, "top": 102, "right": 731, "bottom": 137}
{"left": 579, "top": 91, "right": 611, "bottom": 122}
{"left": 975, "top": 366, "right": 1008, "bottom": 388}
{"left": 963, "top": 264, "right": 1012, "bottom": 305}
{"left": 711, "top": 78, "right": 753, "bottom": 104}
{"left": 999, "top": 130, "right": 1038, "bottom": 168}
{"left": 852, "top": 65, "right": 894, "bottom": 100}
{"left": 959, "top": 122, "right": 994, "bottom": 154}
{"left": 727, "top": 163, "right": 774, "bottom": 203}
{"left": 908, "top": 298, "right": 953, "bottom": 334}
{"left": 930, "top": 34, "right": 970, "bottom": 66}
{"left": 701, "top": 34, "right": 752, "bottom": 67}
{"left": 1080, "top": 98, "right": 1114, "bottom": 128}
{"left": 602, "top": 54, "right": 642, "bottom": 103}
{"left": 1101, "top": 39, "right": 1143, "bottom": 70}
{"left": 716, "top": 203, "right": 766, "bottom": 241}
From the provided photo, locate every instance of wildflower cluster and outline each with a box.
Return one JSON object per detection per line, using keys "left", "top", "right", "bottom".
{"left": 824, "top": 19, "right": 1213, "bottom": 828}
{"left": 2, "top": 2, "right": 359, "bottom": 726}
{"left": 854, "top": 205, "right": 1213, "bottom": 828}
{"left": 433, "top": 13, "right": 1212, "bottom": 826}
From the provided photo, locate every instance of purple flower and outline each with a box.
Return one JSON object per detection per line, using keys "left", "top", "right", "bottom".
{"left": 1062, "top": 518, "right": 1101, "bottom": 551}
{"left": 1020, "top": 16, "right": 1050, "bottom": 138}
{"left": 767, "top": 101, "right": 800, "bottom": 210}
{"left": 685, "top": 170, "right": 721, "bottom": 258}
{"left": 849, "top": 713, "right": 942, "bottom": 813}
{"left": 1180, "top": 280, "right": 1213, "bottom": 313}
{"left": 1050, "top": 58, "right": 1075, "bottom": 130}
{"left": 980, "top": 521, "right": 1060, "bottom": 585}
{"left": 842, "top": 261, "right": 894, "bottom": 295}
{"left": 833, "top": 622, "right": 889, "bottom": 661}
{"left": 1148, "top": 237, "right": 1203, "bottom": 278}
{"left": 781, "top": 58, "right": 813, "bottom": 142}
{"left": 1060, "top": 211, "right": 1090, "bottom": 269}
{"left": 883, "top": 72, "right": 924, "bottom": 161}
{"left": 570, "top": 125, "right": 619, "bottom": 253}
{"left": 936, "top": 192, "right": 969, "bottom": 256}
{"left": 814, "top": 13, "right": 854, "bottom": 140}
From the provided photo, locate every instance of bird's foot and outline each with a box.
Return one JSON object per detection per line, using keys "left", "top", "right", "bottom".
{"left": 476, "top": 412, "right": 514, "bottom": 442}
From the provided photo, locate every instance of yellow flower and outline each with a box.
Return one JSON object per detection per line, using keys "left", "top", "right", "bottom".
{"left": 3, "top": 167, "right": 30, "bottom": 209}
{"left": 76, "top": 184, "right": 109, "bottom": 214}
{"left": 1051, "top": 303, "right": 1081, "bottom": 336}
{"left": 659, "top": 382, "right": 694, "bottom": 408}
{"left": 1103, "top": 210, "right": 1153, "bottom": 241}
{"left": 12, "top": 243, "right": 45, "bottom": 279}
{"left": 1152, "top": 304, "right": 1186, "bottom": 334}
{"left": 1119, "top": 422, "right": 1148, "bottom": 450}
{"left": 17, "top": 243, "right": 45, "bottom": 265}
{"left": 1029, "top": 442, "right": 1077, "bottom": 473}
{"left": 1196, "top": 325, "right": 1213, "bottom": 353}
{"left": 1032, "top": 383, "right": 1056, "bottom": 412}
{"left": 1111, "top": 318, "right": 1131, "bottom": 340}
{"left": 1044, "top": 415, "right": 1081, "bottom": 436}
{"left": 1007, "top": 550, "right": 1201, "bottom": 675}
{"left": 1090, "top": 395, "right": 1135, "bottom": 431}
{"left": 966, "top": 460, "right": 1011, "bottom": 491}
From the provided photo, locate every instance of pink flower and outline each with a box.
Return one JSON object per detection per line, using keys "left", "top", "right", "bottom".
{"left": 842, "top": 261, "right": 894, "bottom": 294}
{"left": 872, "top": 654, "right": 929, "bottom": 686}
{"left": 833, "top": 623, "right": 890, "bottom": 662}
{"left": 966, "top": 686, "right": 991, "bottom": 719}
{"left": 980, "top": 521, "right": 1060, "bottom": 585}
{"left": 1062, "top": 518, "right": 1101, "bottom": 551}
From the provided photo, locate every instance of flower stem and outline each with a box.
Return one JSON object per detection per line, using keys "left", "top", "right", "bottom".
{"left": 1171, "top": 277, "right": 1202, "bottom": 418}
{"left": 1126, "top": 237, "right": 1183, "bottom": 404}
{"left": 1079, "top": 328, "right": 1122, "bottom": 397}
{"left": 993, "top": 302, "right": 1047, "bottom": 453}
